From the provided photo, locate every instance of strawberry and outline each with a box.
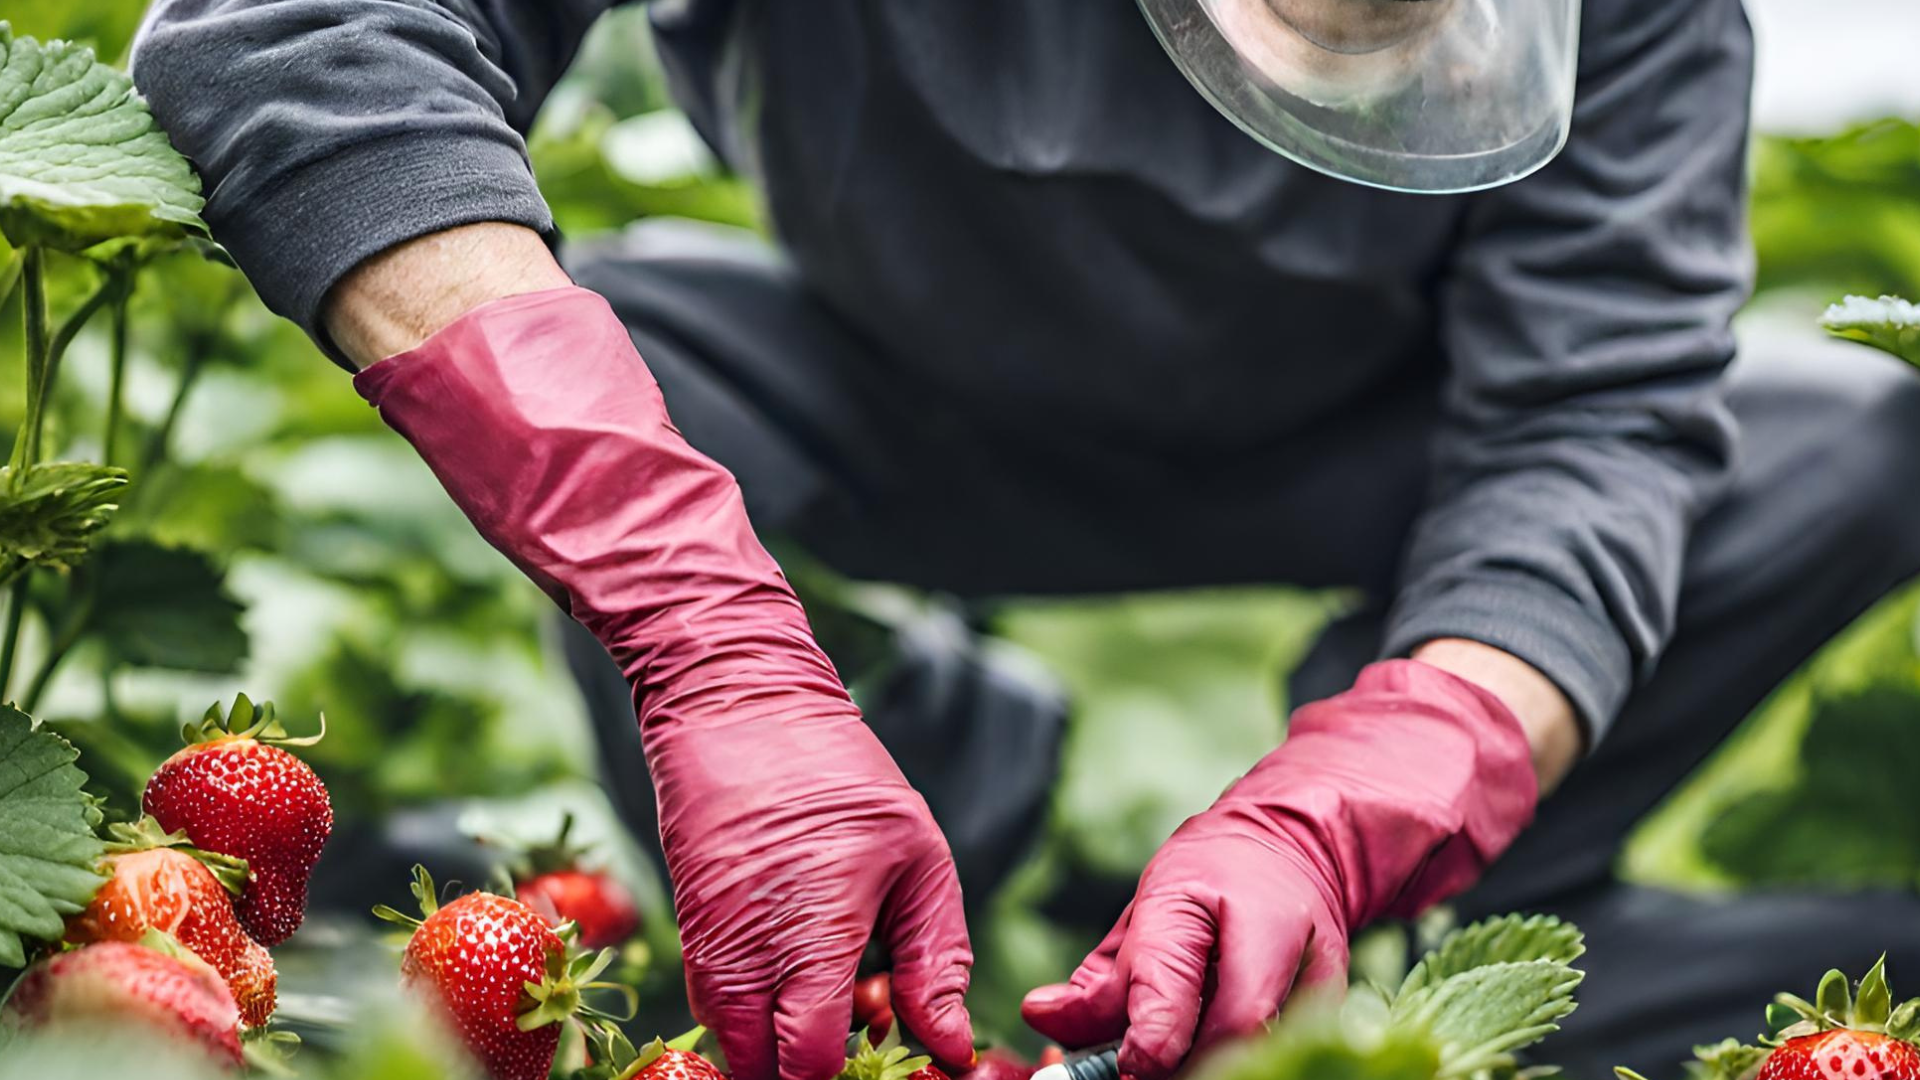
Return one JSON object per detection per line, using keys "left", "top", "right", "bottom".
{"left": 516, "top": 869, "right": 640, "bottom": 950}
{"left": 852, "top": 972, "right": 893, "bottom": 1042}
{"left": 2, "top": 937, "right": 243, "bottom": 1068}
{"left": 503, "top": 813, "right": 641, "bottom": 950}
{"left": 66, "top": 823, "right": 277, "bottom": 1027}
{"left": 1758, "top": 1030, "right": 1920, "bottom": 1080}
{"left": 1619, "top": 957, "right": 1920, "bottom": 1080}
{"left": 377, "top": 866, "right": 628, "bottom": 1080}
{"left": 581, "top": 1022, "right": 721, "bottom": 1080}
{"left": 143, "top": 694, "right": 332, "bottom": 946}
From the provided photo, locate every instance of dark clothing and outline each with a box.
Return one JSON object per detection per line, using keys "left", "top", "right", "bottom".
{"left": 132, "top": 0, "right": 1757, "bottom": 736}
{"left": 557, "top": 219, "right": 1920, "bottom": 1075}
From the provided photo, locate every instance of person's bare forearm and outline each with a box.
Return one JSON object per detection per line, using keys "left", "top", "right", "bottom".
{"left": 1412, "top": 638, "right": 1582, "bottom": 793}
{"left": 323, "top": 223, "right": 572, "bottom": 368}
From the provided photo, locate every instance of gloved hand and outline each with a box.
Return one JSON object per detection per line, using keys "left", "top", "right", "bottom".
{"left": 354, "top": 287, "right": 973, "bottom": 1080}
{"left": 1021, "top": 659, "right": 1537, "bottom": 1079}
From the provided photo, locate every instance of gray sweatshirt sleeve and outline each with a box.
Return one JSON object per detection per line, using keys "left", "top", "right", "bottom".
{"left": 1381, "top": 0, "right": 1754, "bottom": 739}
{"left": 130, "top": 0, "right": 618, "bottom": 350}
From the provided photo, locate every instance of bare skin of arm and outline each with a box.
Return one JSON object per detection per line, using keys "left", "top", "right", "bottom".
{"left": 324, "top": 223, "right": 1587, "bottom": 794}
{"left": 324, "top": 222, "right": 571, "bottom": 369}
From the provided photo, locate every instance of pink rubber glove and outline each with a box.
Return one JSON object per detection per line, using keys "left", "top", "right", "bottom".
{"left": 1021, "top": 659, "right": 1537, "bottom": 1079}
{"left": 354, "top": 287, "right": 974, "bottom": 1080}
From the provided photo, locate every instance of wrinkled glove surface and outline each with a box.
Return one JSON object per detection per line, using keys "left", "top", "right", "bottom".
{"left": 356, "top": 287, "right": 973, "bottom": 1080}
{"left": 1022, "top": 659, "right": 1537, "bottom": 1079}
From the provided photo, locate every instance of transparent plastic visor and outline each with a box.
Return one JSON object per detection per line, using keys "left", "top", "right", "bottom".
{"left": 1139, "top": 0, "right": 1583, "bottom": 193}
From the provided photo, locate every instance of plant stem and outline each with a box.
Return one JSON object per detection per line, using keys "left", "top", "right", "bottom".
{"left": 0, "top": 249, "right": 22, "bottom": 311}
{"left": 44, "top": 272, "right": 116, "bottom": 388}
{"left": 22, "top": 578, "right": 93, "bottom": 713}
{"left": 9, "top": 245, "right": 48, "bottom": 481}
{"left": 0, "top": 576, "right": 26, "bottom": 704}
{"left": 141, "top": 337, "right": 207, "bottom": 475}
{"left": 102, "top": 286, "right": 131, "bottom": 467}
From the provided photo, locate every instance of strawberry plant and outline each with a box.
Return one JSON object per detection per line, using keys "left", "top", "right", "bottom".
{"left": 1822, "top": 295, "right": 1920, "bottom": 367}
{"left": 377, "top": 865, "right": 636, "bottom": 1080}
{"left": 0, "top": 704, "right": 104, "bottom": 967}
{"left": 1618, "top": 958, "right": 1920, "bottom": 1080}
{"left": 500, "top": 811, "right": 643, "bottom": 951}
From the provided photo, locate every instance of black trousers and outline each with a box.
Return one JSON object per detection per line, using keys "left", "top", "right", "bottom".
{"left": 559, "top": 220, "right": 1920, "bottom": 1077}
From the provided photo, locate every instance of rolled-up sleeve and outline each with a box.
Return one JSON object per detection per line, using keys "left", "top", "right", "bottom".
{"left": 1383, "top": 0, "right": 1755, "bottom": 739}
{"left": 131, "top": 0, "right": 617, "bottom": 345}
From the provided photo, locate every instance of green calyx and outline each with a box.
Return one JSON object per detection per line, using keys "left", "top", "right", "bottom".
{"left": 512, "top": 811, "right": 598, "bottom": 880}
{"left": 182, "top": 692, "right": 324, "bottom": 749}
{"left": 240, "top": 1026, "right": 302, "bottom": 1077}
{"left": 371, "top": 864, "right": 442, "bottom": 930}
{"left": 103, "top": 816, "right": 250, "bottom": 895}
{"left": 581, "top": 1022, "right": 708, "bottom": 1080}
{"left": 1769, "top": 956, "right": 1920, "bottom": 1044}
{"left": 1616, "top": 960, "right": 1920, "bottom": 1080}
{"left": 839, "top": 1025, "right": 930, "bottom": 1080}
{"left": 517, "top": 945, "right": 632, "bottom": 1032}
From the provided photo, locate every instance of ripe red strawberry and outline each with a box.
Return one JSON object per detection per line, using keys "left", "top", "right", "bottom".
{"left": 143, "top": 694, "right": 332, "bottom": 946}
{"left": 378, "top": 866, "right": 622, "bottom": 1080}
{"left": 1620, "top": 957, "right": 1920, "bottom": 1080}
{"left": 503, "top": 813, "right": 641, "bottom": 950}
{"left": 636, "top": 1045, "right": 728, "bottom": 1080}
{"left": 516, "top": 869, "right": 640, "bottom": 950}
{"left": 2, "top": 938, "right": 243, "bottom": 1068}
{"left": 852, "top": 972, "right": 893, "bottom": 1042}
{"left": 66, "top": 835, "right": 277, "bottom": 1027}
{"left": 1757, "top": 1030, "right": 1920, "bottom": 1080}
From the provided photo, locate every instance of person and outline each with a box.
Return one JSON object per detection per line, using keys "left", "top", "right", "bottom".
{"left": 129, "top": 0, "right": 1920, "bottom": 1075}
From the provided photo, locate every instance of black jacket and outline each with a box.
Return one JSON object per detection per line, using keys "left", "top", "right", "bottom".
{"left": 131, "top": 0, "right": 1756, "bottom": 737}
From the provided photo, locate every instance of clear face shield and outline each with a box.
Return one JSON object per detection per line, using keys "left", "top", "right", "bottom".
{"left": 1138, "top": 0, "right": 1583, "bottom": 193}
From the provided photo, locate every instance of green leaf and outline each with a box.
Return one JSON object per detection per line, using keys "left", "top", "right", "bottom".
{"left": 1396, "top": 914, "right": 1586, "bottom": 1000}
{"left": 1820, "top": 295, "right": 1920, "bottom": 366}
{"left": 1389, "top": 960, "right": 1584, "bottom": 1077}
{"left": 0, "top": 703, "right": 105, "bottom": 968}
{"left": 1750, "top": 120, "right": 1920, "bottom": 304}
{"left": 1187, "top": 1007, "right": 1442, "bottom": 1080}
{"left": 1698, "top": 685, "right": 1920, "bottom": 888}
{"left": 109, "top": 461, "right": 280, "bottom": 552}
{"left": 0, "top": 461, "right": 127, "bottom": 573}
{"left": 1856, "top": 956, "right": 1893, "bottom": 1029}
{"left": 86, "top": 539, "right": 246, "bottom": 672}
{"left": 0, "top": 24, "right": 206, "bottom": 251}
{"left": 1816, "top": 968, "right": 1853, "bottom": 1023}
{"left": 1690, "top": 1039, "right": 1771, "bottom": 1080}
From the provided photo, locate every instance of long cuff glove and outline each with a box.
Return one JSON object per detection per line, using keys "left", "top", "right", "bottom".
{"left": 354, "top": 287, "right": 974, "bottom": 1080}
{"left": 1021, "top": 659, "right": 1537, "bottom": 1080}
